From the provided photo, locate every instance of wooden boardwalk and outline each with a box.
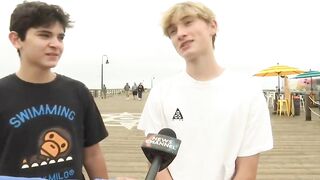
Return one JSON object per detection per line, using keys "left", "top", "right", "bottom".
{"left": 93, "top": 94, "right": 320, "bottom": 180}
{"left": 257, "top": 111, "right": 320, "bottom": 180}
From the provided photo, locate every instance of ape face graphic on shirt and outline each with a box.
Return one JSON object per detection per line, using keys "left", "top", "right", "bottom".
{"left": 21, "top": 127, "right": 73, "bottom": 169}
{"left": 40, "top": 130, "right": 69, "bottom": 158}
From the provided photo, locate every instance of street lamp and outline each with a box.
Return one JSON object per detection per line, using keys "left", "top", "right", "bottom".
{"left": 151, "top": 76, "right": 155, "bottom": 89}
{"left": 101, "top": 55, "right": 109, "bottom": 91}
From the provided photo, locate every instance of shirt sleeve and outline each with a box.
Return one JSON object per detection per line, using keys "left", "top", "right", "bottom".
{"left": 138, "top": 86, "right": 165, "bottom": 136}
{"left": 81, "top": 85, "right": 108, "bottom": 147}
{"left": 238, "top": 84, "right": 274, "bottom": 157}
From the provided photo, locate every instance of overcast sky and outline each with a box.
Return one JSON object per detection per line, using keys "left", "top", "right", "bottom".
{"left": 1, "top": 0, "right": 319, "bottom": 89}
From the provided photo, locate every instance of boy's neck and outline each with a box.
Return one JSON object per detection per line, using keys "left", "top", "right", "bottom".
{"left": 185, "top": 53, "right": 224, "bottom": 81}
{"left": 16, "top": 68, "right": 56, "bottom": 84}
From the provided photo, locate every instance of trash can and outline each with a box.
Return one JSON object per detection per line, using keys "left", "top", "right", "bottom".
{"left": 293, "top": 95, "right": 300, "bottom": 115}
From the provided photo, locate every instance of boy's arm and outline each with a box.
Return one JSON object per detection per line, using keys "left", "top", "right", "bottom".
{"left": 83, "top": 143, "right": 109, "bottom": 179}
{"left": 233, "top": 154, "right": 259, "bottom": 180}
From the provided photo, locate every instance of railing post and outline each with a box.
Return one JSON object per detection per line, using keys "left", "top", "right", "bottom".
{"left": 305, "top": 94, "right": 311, "bottom": 121}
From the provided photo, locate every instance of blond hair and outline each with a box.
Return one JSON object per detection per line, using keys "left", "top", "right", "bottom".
{"left": 161, "top": 1, "right": 216, "bottom": 47}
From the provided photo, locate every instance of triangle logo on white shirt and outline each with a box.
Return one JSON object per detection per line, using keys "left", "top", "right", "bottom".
{"left": 172, "top": 108, "right": 183, "bottom": 121}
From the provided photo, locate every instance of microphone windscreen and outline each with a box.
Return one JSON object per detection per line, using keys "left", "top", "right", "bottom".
{"left": 158, "top": 128, "right": 176, "bottom": 138}
{"left": 141, "top": 128, "right": 181, "bottom": 171}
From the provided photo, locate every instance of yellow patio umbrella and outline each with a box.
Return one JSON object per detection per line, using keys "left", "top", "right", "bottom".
{"left": 254, "top": 63, "right": 305, "bottom": 92}
{"left": 254, "top": 63, "right": 304, "bottom": 114}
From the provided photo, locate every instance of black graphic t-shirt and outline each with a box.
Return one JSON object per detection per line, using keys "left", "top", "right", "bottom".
{"left": 0, "top": 74, "right": 108, "bottom": 179}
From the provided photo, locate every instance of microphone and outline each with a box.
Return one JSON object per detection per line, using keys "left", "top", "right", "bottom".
{"left": 141, "top": 128, "right": 181, "bottom": 180}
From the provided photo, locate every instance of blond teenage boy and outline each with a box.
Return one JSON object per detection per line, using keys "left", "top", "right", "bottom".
{"left": 138, "top": 2, "right": 273, "bottom": 179}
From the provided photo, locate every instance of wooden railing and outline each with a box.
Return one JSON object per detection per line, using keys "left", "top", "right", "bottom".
{"left": 89, "top": 89, "right": 124, "bottom": 98}
{"left": 305, "top": 94, "right": 320, "bottom": 120}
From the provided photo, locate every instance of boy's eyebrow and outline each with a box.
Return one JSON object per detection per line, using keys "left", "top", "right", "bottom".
{"left": 36, "top": 30, "right": 65, "bottom": 36}
{"left": 180, "top": 15, "right": 193, "bottom": 21}
{"left": 36, "top": 30, "right": 52, "bottom": 34}
{"left": 167, "top": 15, "right": 194, "bottom": 30}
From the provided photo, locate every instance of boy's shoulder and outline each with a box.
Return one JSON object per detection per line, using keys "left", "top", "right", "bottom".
{"left": 57, "top": 74, "right": 86, "bottom": 87}
{"left": 0, "top": 74, "right": 16, "bottom": 85}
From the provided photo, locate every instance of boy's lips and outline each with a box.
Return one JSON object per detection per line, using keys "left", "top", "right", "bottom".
{"left": 46, "top": 53, "right": 59, "bottom": 57}
{"left": 180, "top": 40, "right": 193, "bottom": 50}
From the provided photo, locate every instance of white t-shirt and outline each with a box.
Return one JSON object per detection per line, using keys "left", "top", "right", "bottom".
{"left": 138, "top": 69, "right": 273, "bottom": 180}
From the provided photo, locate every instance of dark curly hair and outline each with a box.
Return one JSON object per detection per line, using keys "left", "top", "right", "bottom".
{"left": 10, "top": 1, "right": 73, "bottom": 41}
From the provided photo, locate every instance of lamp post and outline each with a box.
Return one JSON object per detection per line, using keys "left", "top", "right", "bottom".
{"left": 101, "top": 55, "right": 109, "bottom": 91}
{"left": 151, "top": 76, "right": 155, "bottom": 89}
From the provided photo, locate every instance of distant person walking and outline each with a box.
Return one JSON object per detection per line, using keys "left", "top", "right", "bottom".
{"left": 132, "top": 83, "right": 138, "bottom": 100}
{"left": 124, "top": 83, "right": 130, "bottom": 100}
{"left": 137, "top": 83, "right": 144, "bottom": 100}
{"left": 102, "top": 84, "right": 107, "bottom": 99}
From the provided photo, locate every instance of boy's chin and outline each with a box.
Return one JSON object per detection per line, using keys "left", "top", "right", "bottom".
{"left": 42, "top": 63, "right": 58, "bottom": 69}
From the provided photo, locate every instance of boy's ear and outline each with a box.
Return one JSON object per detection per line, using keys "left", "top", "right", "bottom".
{"left": 209, "top": 20, "right": 217, "bottom": 36}
{"left": 8, "top": 31, "right": 22, "bottom": 49}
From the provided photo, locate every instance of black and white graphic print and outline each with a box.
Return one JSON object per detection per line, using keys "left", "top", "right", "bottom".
{"left": 172, "top": 108, "right": 183, "bottom": 121}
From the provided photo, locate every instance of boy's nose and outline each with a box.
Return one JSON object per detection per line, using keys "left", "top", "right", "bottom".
{"left": 177, "top": 27, "right": 187, "bottom": 40}
{"left": 49, "top": 38, "right": 63, "bottom": 48}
